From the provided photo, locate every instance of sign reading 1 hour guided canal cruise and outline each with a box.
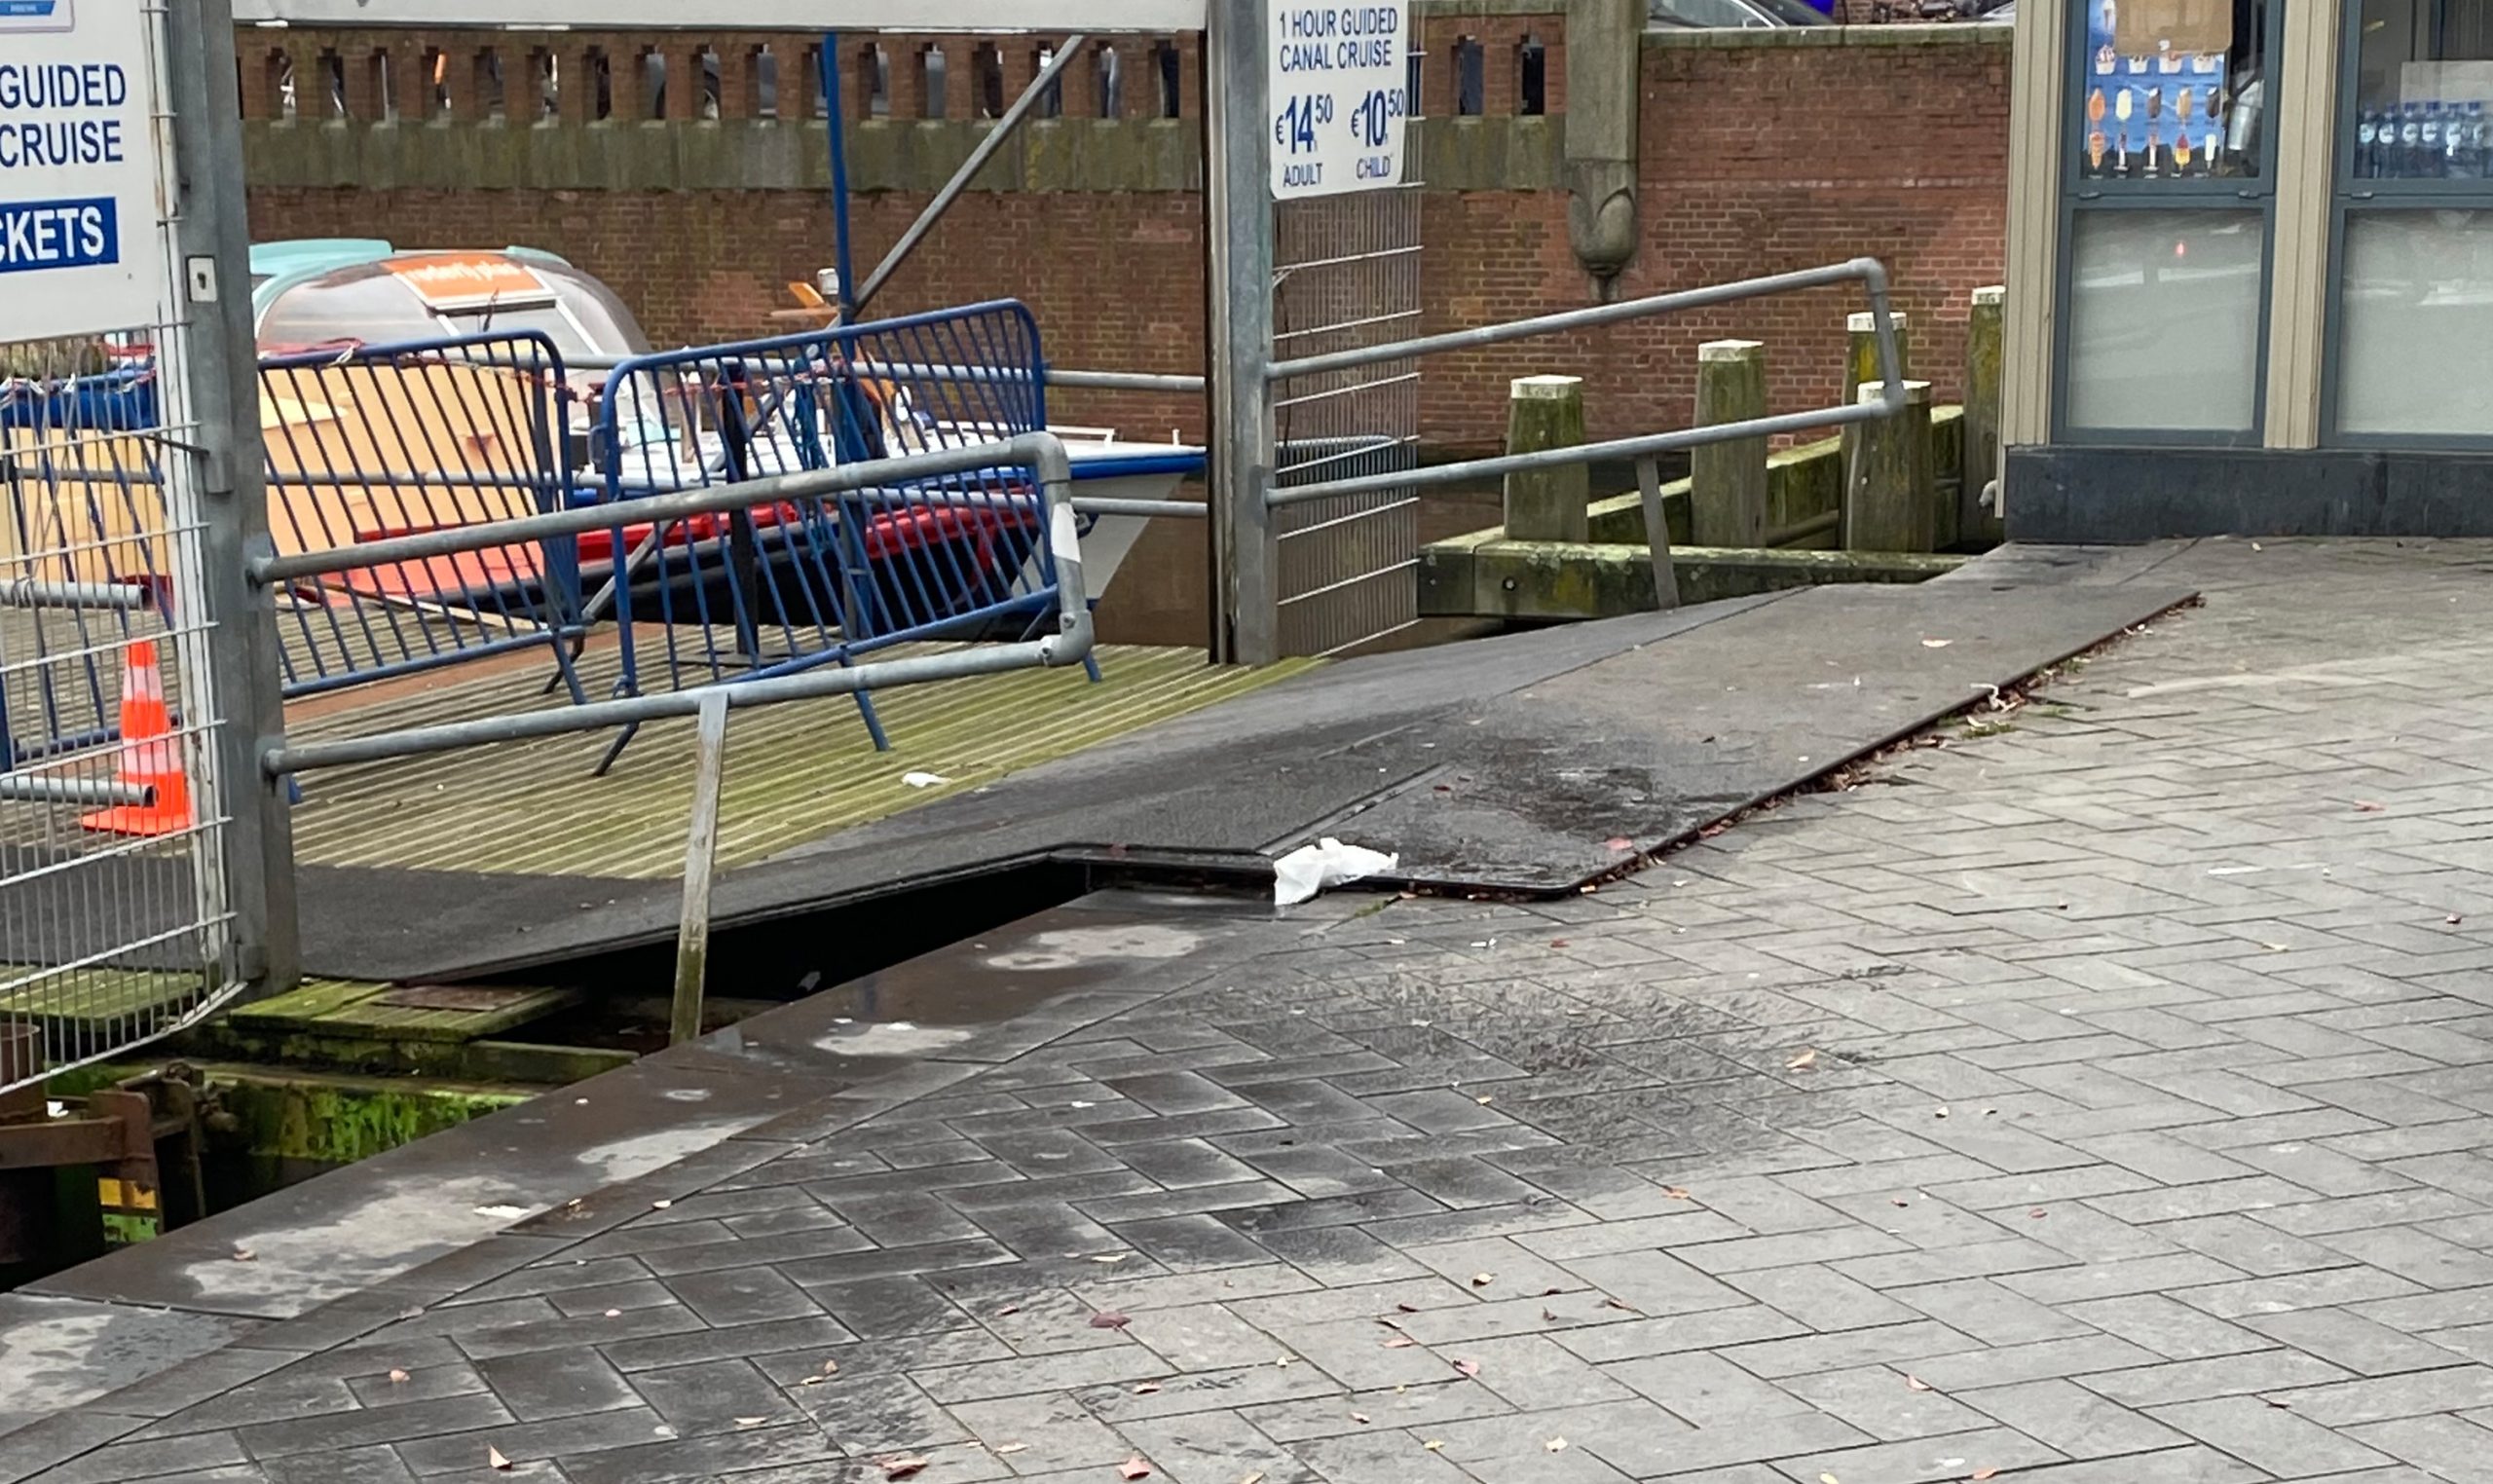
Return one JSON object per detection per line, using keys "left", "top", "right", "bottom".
{"left": 0, "top": 0, "right": 169, "bottom": 340}
{"left": 1269, "top": 1, "right": 1408, "bottom": 200}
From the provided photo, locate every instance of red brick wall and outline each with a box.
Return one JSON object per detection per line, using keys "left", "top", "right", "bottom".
{"left": 245, "top": 35, "right": 2007, "bottom": 456}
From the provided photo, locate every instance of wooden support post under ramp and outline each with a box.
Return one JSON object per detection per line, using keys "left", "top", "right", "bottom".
{"left": 1842, "top": 380, "right": 1936, "bottom": 554}
{"left": 672, "top": 692, "right": 732, "bottom": 1049}
{"left": 1690, "top": 339, "right": 1768, "bottom": 549}
{"left": 1503, "top": 375, "right": 1590, "bottom": 543}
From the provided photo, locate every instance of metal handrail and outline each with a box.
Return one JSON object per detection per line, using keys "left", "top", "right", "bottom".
{"left": 1263, "top": 257, "right": 1906, "bottom": 509}
{"left": 252, "top": 433, "right": 1094, "bottom": 776}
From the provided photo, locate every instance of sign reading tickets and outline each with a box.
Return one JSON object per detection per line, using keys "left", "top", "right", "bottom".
{"left": 1269, "top": 2, "right": 1407, "bottom": 200}
{"left": 0, "top": 0, "right": 169, "bottom": 341}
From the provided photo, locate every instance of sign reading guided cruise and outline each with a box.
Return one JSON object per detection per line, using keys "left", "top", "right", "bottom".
{"left": 0, "top": 0, "right": 169, "bottom": 341}
{"left": 1269, "top": 1, "right": 1408, "bottom": 200}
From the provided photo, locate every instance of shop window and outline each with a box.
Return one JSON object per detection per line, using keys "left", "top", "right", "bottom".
{"left": 2064, "top": 208, "right": 2266, "bottom": 436}
{"left": 2334, "top": 209, "right": 2493, "bottom": 434}
{"left": 2347, "top": 0, "right": 2493, "bottom": 178}
{"left": 2071, "top": 0, "right": 2269, "bottom": 181}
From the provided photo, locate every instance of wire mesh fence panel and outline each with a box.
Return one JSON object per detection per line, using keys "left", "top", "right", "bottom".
{"left": 0, "top": 105, "right": 241, "bottom": 1089}
{"left": 588, "top": 301, "right": 1075, "bottom": 718}
{"left": 1268, "top": 54, "right": 1424, "bottom": 658}
{"left": 257, "top": 333, "right": 587, "bottom": 702}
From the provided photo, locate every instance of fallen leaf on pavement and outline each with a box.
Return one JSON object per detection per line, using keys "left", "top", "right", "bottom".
{"left": 1545, "top": 1438, "right": 1568, "bottom": 1452}
{"left": 1604, "top": 837, "right": 1635, "bottom": 852}
{"left": 1906, "top": 1375, "right": 1932, "bottom": 1391}
{"left": 1384, "top": 1336, "right": 1417, "bottom": 1349}
{"left": 2262, "top": 1396, "right": 2291, "bottom": 1409}
{"left": 1091, "top": 1312, "right": 1132, "bottom": 1330}
{"left": 995, "top": 1304, "right": 1021, "bottom": 1317}
{"left": 1971, "top": 1470, "right": 2000, "bottom": 1481}
{"left": 1470, "top": 1273, "right": 1495, "bottom": 1287}
{"left": 822, "top": 1360, "right": 840, "bottom": 1376}
{"left": 604, "top": 1309, "right": 622, "bottom": 1318}
{"left": 878, "top": 1457, "right": 930, "bottom": 1479}
{"left": 2028, "top": 1208, "right": 2049, "bottom": 1219}
{"left": 1379, "top": 1317, "right": 1405, "bottom": 1330}
{"left": 1475, "top": 1094, "right": 1494, "bottom": 1105}
{"left": 1662, "top": 1187, "right": 1693, "bottom": 1201}
{"left": 2354, "top": 800, "right": 2384, "bottom": 811}
{"left": 734, "top": 1417, "right": 767, "bottom": 1428}
{"left": 487, "top": 1446, "right": 513, "bottom": 1471}
{"left": 1452, "top": 1358, "right": 1481, "bottom": 1377}
{"left": 1241, "top": 1473, "right": 1265, "bottom": 1484}
{"left": 997, "top": 1443, "right": 1028, "bottom": 1455}
{"left": 1821, "top": 1474, "right": 1841, "bottom": 1484}
{"left": 1920, "top": 639, "right": 1952, "bottom": 648}
{"left": 1550, "top": 939, "right": 1571, "bottom": 948}
{"left": 1396, "top": 1302, "right": 1421, "bottom": 1313}
{"left": 2451, "top": 914, "right": 2466, "bottom": 925}
{"left": 1935, "top": 1105, "right": 1951, "bottom": 1119}
{"left": 1423, "top": 1440, "right": 1444, "bottom": 1451}
{"left": 1120, "top": 1458, "right": 1152, "bottom": 1480}
{"left": 231, "top": 1247, "right": 255, "bottom": 1262}
{"left": 1352, "top": 1412, "right": 1371, "bottom": 1425}
{"left": 1132, "top": 1380, "right": 1165, "bottom": 1394}
{"left": 1892, "top": 1198, "right": 1911, "bottom": 1207}
{"left": 651, "top": 1199, "right": 672, "bottom": 1209}
{"left": 1542, "top": 1308, "right": 1559, "bottom": 1321}
{"left": 387, "top": 1368, "right": 411, "bottom": 1384}
{"left": 1090, "top": 1253, "right": 1132, "bottom": 1265}
{"left": 1786, "top": 1049, "right": 1818, "bottom": 1071}
{"left": 1604, "top": 1298, "right": 1637, "bottom": 1312}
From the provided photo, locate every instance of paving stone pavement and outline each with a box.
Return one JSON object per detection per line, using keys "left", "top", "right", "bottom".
{"left": 24, "top": 538, "right": 2493, "bottom": 1484}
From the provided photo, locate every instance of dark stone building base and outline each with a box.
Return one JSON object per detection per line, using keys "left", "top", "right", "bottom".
{"left": 2006, "top": 445, "right": 2493, "bottom": 542}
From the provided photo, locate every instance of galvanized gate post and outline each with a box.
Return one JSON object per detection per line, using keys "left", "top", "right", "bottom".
{"left": 1204, "top": 0, "right": 1279, "bottom": 665}
{"left": 166, "top": 0, "right": 301, "bottom": 997}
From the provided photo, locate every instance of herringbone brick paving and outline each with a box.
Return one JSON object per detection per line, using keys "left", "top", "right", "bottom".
{"left": 21, "top": 538, "right": 2493, "bottom": 1483}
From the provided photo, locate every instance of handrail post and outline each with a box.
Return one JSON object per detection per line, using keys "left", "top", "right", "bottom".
{"left": 1206, "top": 0, "right": 1278, "bottom": 664}
{"left": 671, "top": 691, "right": 731, "bottom": 1048}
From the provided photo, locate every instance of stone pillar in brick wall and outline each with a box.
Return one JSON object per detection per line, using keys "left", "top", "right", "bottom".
{"left": 1505, "top": 376, "right": 1591, "bottom": 543}
{"left": 1842, "top": 381, "right": 1936, "bottom": 554}
{"left": 337, "top": 41, "right": 380, "bottom": 122}
{"left": 672, "top": 43, "right": 705, "bottom": 120}
{"left": 456, "top": 45, "right": 499, "bottom": 123}
{"left": 1564, "top": 0, "right": 1642, "bottom": 287}
{"left": 1690, "top": 340, "right": 1768, "bottom": 548}
{"left": 556, "top": 43, "right": 594, "bottom": 125}
{"left": 1119, "top": 42, "right": 1158, "bottom": 120}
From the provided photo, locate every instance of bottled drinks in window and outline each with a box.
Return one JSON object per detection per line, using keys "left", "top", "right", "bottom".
{"left": 2471, "top": 101, "right": 2490, "bottom": 178}
{"left": 2422, "top": 104, "right": 2446, "bottom": 178}
{"left": 2449, "top": 100, "right": 2485, "bottom": 179}
{"left": 2358, "top": 110, "right": 2379, "bottom": 176}
{"left": 2400, "top": 104, "right": 2425, "bottom": 178}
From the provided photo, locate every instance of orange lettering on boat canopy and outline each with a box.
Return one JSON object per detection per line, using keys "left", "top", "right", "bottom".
{"left": 388, "top": 254, "right": 549, "bottom": 309}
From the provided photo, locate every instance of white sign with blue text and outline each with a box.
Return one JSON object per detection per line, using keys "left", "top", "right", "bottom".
{"left": 0, "top": 0, "right": 169, "bottom": 341}
{"left": 1268, "top": 1, "right": 1407, "bottom": 201}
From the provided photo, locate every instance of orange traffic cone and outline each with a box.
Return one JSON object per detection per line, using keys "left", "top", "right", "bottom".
{"left": 80, "top": 639, "right": 192, "bottom": 837}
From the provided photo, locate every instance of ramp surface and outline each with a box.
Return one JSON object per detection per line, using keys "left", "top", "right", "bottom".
{"left": 287, "top": 575, "right": 2191, "bottom": 983}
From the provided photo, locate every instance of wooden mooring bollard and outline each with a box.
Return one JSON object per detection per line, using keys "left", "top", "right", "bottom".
{"left": 1842, "top": 310, "right": 1911, "bottom": 409}
{"left": 1504, "top": 375, "right": 1590, "bottom": 543}
{"left": 1691, "top": 339, "right": 1768, "bottom": 548}
{"left": 1842, "top": 379, "right": 1936, "bottom": 554}
{"left": 1962, "top": 285, "right": 2005, "bottom": 544}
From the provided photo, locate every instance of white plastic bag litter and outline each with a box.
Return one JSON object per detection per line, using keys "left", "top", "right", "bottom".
{"left": 1273, "top": 837, "right": 1399, "bottom": 907}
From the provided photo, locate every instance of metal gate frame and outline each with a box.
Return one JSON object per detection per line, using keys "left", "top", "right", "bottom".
{"left": 0, "top": 0, "right": 294, "bottom": 1092}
